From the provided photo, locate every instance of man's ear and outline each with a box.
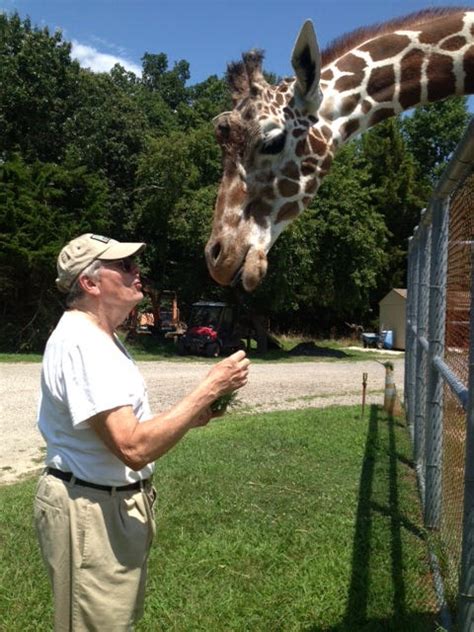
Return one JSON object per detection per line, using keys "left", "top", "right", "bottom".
{"left": 291, "top": 20, "right": 322, "bottom": 114}
{"left": 78, "top": 273, "right": 100, "bottom": 296}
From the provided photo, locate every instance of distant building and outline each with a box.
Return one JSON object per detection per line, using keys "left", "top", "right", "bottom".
{"left": 379, "top": 289, "right": 407, "bottom": 350}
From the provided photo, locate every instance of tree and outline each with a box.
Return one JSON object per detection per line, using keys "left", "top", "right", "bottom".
{"left": 0, "top": 12, "right": 81, "bottom": 163}
{"left": 360, "top": 118, "right": 426, "bottom": 293}
{"left": 402, "top": 97, "right": 470, "bottom": 183}
{"left": 177, "top": 75, "right": 232, "bottom": 130}
{"left": 141, "top": 52, "right": 190, "bottom": 110}
{"left": 130, "top": 131, "right": 199, "bottom": 287}
{"left": 0, "top": 155, "right": 111, "bottom": 351}
{"left": 240, "top": 143, "right": 388, "bottom": 332}
{"left": 62, "top": 69, "right": 150, "bottom": 236}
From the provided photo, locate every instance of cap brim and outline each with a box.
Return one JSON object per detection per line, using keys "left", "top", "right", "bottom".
{"left": 98, "top": 242, "right": 146, "bottom": 261}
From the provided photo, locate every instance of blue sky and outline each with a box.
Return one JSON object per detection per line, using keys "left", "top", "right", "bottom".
{"left": 1, "top": 0, "right": 473, "bottom": 88}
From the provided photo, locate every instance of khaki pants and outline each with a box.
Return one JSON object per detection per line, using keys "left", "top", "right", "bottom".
{"left": 34, "top": 471, "right": 156, "bottom": 632}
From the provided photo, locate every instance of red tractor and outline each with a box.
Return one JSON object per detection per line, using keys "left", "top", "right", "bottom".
{"left": 176, "top": 301, "right": 249, "bottom": 358}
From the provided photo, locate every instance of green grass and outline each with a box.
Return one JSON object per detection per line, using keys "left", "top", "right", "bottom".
{"left": 0, "top": 353, "right": 43, "bottom": 362}
{"left": 0, "top": 333, "right": 402, "bottom": 364}
{"left": 0, "top": 405, "right": 439, "bottom": 631}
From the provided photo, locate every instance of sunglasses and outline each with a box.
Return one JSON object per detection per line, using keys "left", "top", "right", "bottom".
{"left": 104, "top": 257, "right": 138, "bottom": 273}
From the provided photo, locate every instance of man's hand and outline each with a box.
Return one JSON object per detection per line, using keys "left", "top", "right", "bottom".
{"left": 206, "top": 350, "right": 250, "bottom": 397}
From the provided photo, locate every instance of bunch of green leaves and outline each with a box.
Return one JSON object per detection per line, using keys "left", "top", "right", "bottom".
{"left": 210, "top": 390, "right": 239, "bottom": 415}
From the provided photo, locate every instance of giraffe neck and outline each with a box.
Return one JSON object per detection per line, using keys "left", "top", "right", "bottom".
{"left": 317, "top": 9, "right": 474, "bottom": 145}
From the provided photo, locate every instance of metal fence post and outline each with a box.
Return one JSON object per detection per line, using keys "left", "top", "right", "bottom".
{"left": 405, "top": 237, "right": 415, "bottom": 433}
{"left": 414, "top": 218, "right": 430, "bottom": 501}
{"left": 410, "top": 228, "right": 421, "bottom": 448}
{"left": 458, "top": 243, "right": 474, "bottom": 630}
{"left": 424, "top": 197, "right": 449, "bottom": 529}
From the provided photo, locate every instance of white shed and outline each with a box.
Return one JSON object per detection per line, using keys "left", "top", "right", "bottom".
{"left": 379, "top": 289, "right": 407, "bottom": 350}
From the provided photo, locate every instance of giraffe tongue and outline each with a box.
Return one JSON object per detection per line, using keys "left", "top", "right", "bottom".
{"left": 241, "top": 249, "right": 268, "bottom": 292}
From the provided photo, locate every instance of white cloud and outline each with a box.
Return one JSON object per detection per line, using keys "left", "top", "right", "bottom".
{"left": 71, "top": 41, "right": 142, "bottom": 76}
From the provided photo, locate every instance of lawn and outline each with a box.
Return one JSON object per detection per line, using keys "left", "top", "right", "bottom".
{"left": 0, "top": 334, "right": 403, "bottom": 364}
{"left": 0, "top": 405, "right": 437, "bottom": 631}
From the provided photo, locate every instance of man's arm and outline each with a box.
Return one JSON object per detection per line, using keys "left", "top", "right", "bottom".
{"left": 89, "top": 350, "right": 249, "bottom": 470}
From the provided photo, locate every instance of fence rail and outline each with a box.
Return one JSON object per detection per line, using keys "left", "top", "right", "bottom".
{"left": 405, "top": 118, "right": 474, "bottom": 630}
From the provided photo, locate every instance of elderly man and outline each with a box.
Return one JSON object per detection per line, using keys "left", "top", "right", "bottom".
{"left": 34, "top": 233, "right": 250, "bottom": 631}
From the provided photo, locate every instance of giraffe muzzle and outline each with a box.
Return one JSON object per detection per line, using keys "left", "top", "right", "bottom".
{"left": 205, "top": 238, "right": 267, "bottom": 292}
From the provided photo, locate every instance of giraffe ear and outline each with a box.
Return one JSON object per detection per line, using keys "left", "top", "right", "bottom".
{"left": 291, "top": 20, "right": 322, "bottom": 114}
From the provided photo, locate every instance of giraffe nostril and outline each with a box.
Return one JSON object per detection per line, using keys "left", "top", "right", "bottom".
{"left": 210, "top": 242, "right": 222, "bottom": 263}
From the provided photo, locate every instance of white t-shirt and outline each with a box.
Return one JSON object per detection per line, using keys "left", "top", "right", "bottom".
{"left": 37, "top": 310, "right": 154, "bottom": 486}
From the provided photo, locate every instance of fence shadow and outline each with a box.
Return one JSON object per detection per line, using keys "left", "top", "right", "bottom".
{"left": 304, "top": 405, "right": 436, "bottom": 632}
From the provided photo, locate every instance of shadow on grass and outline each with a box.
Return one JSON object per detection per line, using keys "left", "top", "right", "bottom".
{"left": 306, "top": 405, "right": 438, "bottom": 632}
{"left": 246, "top": 342, "right": 350, "bottom": 361}
{"left": 126, "top": 334, "right": 351, "bottom": 361}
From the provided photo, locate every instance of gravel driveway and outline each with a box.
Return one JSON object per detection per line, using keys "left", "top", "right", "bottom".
{"left": 0, "top": 357, "right": 404, "bottom": 485}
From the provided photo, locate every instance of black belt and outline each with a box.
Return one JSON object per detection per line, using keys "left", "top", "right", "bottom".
{"left": 47, "top": 467, "right": 148, "bottom": 492}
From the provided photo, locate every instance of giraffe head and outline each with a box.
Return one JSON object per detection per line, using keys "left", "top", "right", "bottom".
{"left": 205, "top": 21, "right": 332, "bottom": 291}
{"left": 205, "top": 8, "right": 474, "bottom": 291}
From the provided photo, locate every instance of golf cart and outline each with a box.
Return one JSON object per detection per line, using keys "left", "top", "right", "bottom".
{"left": 177, "top": 301, "right": 247, "bottom": 357}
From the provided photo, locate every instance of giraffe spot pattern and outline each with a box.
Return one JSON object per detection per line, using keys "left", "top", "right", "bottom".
{"left": 245, "top": 199, "right": 272, "bottom": 226}
{"left": 399, "top": 48, "right": 424, "bottom": 109}
{"left": 277, "top": 201, "right": 300, "bottom": 223}
{"left": 321, "top": 69, "right": 334, "bottom": 81}
{"left": 295, "top": 138, "right": 310, "bottom": 157}
{"left": 278, "top": 179, "right": 300, "bottom": 197}
{"left": 427, "top": 53, "right": 455, "bottom": 101}
{"left": 335, "top": 53, "right": 367, "bottom": 74}
{"left": 441, "top": 35, "right": 467, "bottom": 51}
{"left": 464, "top": 46, "right": 474, "bottom": 93}
{"left": 212, "top": 7, "right": 473, "bottom": 258}
{"left": 418, "top": 16, "right": 464, "bottom": 45}
{"left": 321, "top": 126, "right": 332, "bottom": 141}
{"left": 292, "top": 128, "right": 306, "bottom": 138}
{"left": 308, "top": 132, "right": 327, "bottom": 155}
{"left": 320, "top": 155, "right": 333, "bottom": 174}
{"left": 367, "top": 65, "right": 396, "bottom": 102}
{"left": 261, "top": 185, "right": 276, "bottom": 200}
{"left": 305, "top": 178, "right": 318, "bottom": 194}
{"left": 342, "top": 119, "right": 360, "bottom": 140}
{"left": 340, "top": 94, "right": 360, "bottom": 116}
{"left": 370, "top": 107, "right": 395, "bottom": 127}
{"left": 335, "top": 72, "right": 365, "bottom": 93}
{"left": 359, "top": 34, "right": 410, "bottom": 62}
{"left": 301, "top": 158, "right": 318, "bottom": 176}
{"left": 281, "top": 161, "right": 300, "bottom": 180}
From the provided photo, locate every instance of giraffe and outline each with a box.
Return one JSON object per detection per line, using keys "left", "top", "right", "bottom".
{"left": 205, "top": 7, "right": 474, "bottom": 291}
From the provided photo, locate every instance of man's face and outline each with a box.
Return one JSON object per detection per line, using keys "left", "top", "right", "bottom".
{"left": 96, "top": 257, "right": 143, "bottom": 310}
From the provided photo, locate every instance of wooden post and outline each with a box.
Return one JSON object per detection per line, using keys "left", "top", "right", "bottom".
{"left": 383, "top": 362, "right": 402, "bottom": 416}
{"left": 362, "top": 372, "right": 368, "bottom": 417}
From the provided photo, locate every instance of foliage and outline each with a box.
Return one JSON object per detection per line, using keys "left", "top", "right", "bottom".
{"left": 360, "top": 119, "right": 426, "bottom": 295}
{"left": 0, "top": 10, "right": 470, "bottom": 350}
{"left": 244, "top": 143, "right": 388, "bottom": 330}
{"left": 0, "top": 155, "right": 111, "bottom": 351}
{"left": 0, "top": 12, "right": 81, "bottom": 163}
{"left": 401, "top": 97, "right": 470, "bottom": 183}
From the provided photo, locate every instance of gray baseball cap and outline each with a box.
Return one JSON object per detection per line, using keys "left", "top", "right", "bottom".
{"left": 56, "top": 233, "right": 146, "bottom": 293}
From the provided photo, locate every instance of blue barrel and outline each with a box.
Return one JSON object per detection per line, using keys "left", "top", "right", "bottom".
{"left": 383, "top": 330, "right": 394, "bottom": 350}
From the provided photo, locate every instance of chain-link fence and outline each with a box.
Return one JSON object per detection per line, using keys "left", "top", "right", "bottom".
{"left": 405, "top": 118, "right": 474, "bottom": 631}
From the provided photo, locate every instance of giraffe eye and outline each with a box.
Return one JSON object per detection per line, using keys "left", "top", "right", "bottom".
{"left": 260, "top": 131, "right": 287, "bottom": 155}
{"left": 215, "top": 122, "right": 231, "bottom": 144}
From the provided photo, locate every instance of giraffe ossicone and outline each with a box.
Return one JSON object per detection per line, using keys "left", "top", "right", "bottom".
{"left": 205, "top": 8, "right": 474, "bottom": 291}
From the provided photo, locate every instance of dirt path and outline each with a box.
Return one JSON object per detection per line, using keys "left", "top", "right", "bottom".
{"left": 0, "top": 358, "right": 404, "bottom": 485}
